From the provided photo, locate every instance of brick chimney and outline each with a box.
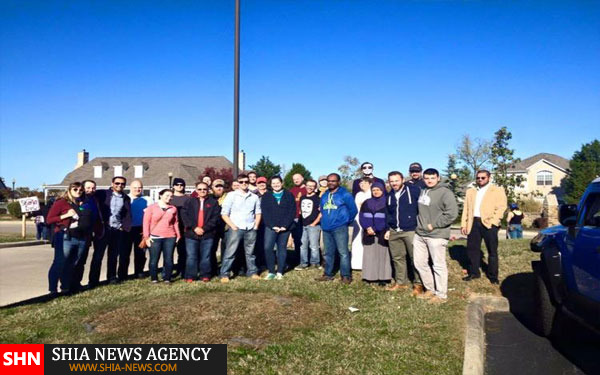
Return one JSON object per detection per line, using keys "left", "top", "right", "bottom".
{"left": 75, "top": 149, "right": 89, "bottom": 169}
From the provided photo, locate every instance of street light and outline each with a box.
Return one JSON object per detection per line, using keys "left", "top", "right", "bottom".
{"left": 168, "top": 172, "right": 173, "bottom": 188}
{"left": 233, "top": 0, "right": 240, "bottom": 179}
{"left": 11, "top": 178, "right": 15, "bottom": 201}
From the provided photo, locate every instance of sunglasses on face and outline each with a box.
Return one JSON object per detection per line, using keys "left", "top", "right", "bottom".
{"left": 238, "top": 180, "right": 249, "bottom": 184}
{"left": 214, "top": 184, "right": 224, "bottom": 188}
{"left": 174, "top": 183, "right": 184, "bottom": 186}
{"left": 476, "top": 177, "right": 488, "bottom": 180}
{"left": 197, "top": 188, "right": 208, "bottom": 191}
{"left": 71, "top": 188, "right": 82, "bottom": 192}
{"left": 362, "top": 166, "right": 373, "bottom": 170}
{"left": 113, "top": 182, "right": 125, "bottom": 186}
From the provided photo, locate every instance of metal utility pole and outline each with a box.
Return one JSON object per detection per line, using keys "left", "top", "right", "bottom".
{"left": 233, "top": 0, "right": 240, "bottom": 179}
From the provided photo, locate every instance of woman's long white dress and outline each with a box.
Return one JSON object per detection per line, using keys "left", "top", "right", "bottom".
{"left": 351, "top": 190, "right": 371, "bottom": 270}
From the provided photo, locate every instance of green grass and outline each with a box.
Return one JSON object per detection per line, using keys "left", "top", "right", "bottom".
{"left": 0, "top": 239, "right": 536, "bottom": 375}
{"left": 0, "top": 234, "right": 37, "bottom": 243}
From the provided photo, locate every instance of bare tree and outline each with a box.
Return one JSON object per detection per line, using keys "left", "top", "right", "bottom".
{"left": 456, "top": 134, "right": 491, "bottom": 177}
{"left": 338, "top": 155, "right": 361, "bottom": 189}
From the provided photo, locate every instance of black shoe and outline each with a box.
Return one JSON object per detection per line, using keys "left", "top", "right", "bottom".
{"left": 462, "top": 275, "right": 481, "bottom": 282}
{"left": 315, "top": 275, "right": 334, "bottom": 282}
{"left": 489, "top": 278, "right": 499, "bottom": 285}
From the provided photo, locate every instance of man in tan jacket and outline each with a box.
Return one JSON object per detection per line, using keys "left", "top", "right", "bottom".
{"left": 461, "top": 170, "right": 507, "bottom": 284}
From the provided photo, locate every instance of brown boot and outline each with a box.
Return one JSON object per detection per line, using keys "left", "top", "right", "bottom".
{"left": 386, "top": 283, "right": 408, "bottom": 291}
{"left": 411, "top": 284, "right": 424, "bottom": 297}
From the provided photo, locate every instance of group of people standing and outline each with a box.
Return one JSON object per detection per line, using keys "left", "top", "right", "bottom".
{"left": 44, "top": 161, "right": 510, "bottom": 305}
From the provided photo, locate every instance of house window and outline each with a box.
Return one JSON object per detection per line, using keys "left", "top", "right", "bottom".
{"left": 94, "top": 166, "right": 102, "bottom": 178}
{"left": 536, "top": 170, "right": 553, "bottom": 186}
{"left": 114, "top": 165, "right": 123, "bottom": 177}
{"left": 134, "top": 165, "right": 143, "bottom": 178}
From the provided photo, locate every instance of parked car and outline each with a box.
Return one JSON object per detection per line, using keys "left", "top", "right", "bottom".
{"left": 530, "top": 177, "right": 600, "bottom": 337}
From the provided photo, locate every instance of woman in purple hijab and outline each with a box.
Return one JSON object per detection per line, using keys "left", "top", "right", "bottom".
{"left": 359, "top": 181, "right": 392, "bottom": 284}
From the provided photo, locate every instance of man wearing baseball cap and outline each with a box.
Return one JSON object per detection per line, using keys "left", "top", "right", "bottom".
{"left": 255, "top": 177, "right": 268, "bottom": 198}
{"left": 406, "top": 162, "right": 426, "bottom": 190}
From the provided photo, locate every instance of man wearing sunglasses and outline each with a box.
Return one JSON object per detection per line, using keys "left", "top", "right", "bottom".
{"left": 219, "top": 174, "right": 262, "bottom": 282}
{"left": 181, "top": 182, "right": 221, "bottom": 282}
{"left": 89, "top": 176, "right": 132, "bottom": 287}
{"left": 460, "top": 170, "right": 507, "bottom": 284}
{"left": 406, "top": 162, "right": 427, "bottom": 190}
{"left": 352, "top": 162, "right": 385, "bottom": 197}
{"left": 171, "top": 178, "right": 190, "bottom": 278}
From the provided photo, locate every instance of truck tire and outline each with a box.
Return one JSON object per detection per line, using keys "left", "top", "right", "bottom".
{"left": 534, "top": 271, "right": 558, "bottom": 337}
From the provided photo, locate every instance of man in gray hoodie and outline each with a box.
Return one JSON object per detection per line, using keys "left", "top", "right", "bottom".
{"left": 414, "top": 168, "right": 458, "bottom": 304}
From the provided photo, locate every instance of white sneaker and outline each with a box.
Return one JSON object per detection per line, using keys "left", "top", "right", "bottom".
{"left": 275, "top": 273, "right": 283, "bottom": 280}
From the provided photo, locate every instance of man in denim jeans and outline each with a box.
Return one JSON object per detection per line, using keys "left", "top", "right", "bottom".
{"left": 316, "top": 173, "right": 357, "bottom": 284}
{"left": 219, "top": 174, "right": 262, "bottom": 282}
{"left": 296, "top": 179, "right": 322, "bottom": 270}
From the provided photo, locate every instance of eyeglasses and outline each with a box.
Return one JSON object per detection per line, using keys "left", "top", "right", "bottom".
{"left": 362, "top": 166, "right": 373, "bottom": 170}
{"left": 174, "top": 183, "right": 184, "bottom": 186}
{"left": 476, "top": 177, "right": 488, "bottom": 180}
{"left": 113, "top": 182, "right": 125, "bottom": 186}
{"left": 197, "top": 188, "right": 208, "bottom": 191}
{"left": 238, "top": 180, "right": 249, "bottom": 184}
{"left": 71, "top": 188, "right": 82, "bottom": 192}
{"left": 214, "top": 184, "right": 224, "bottom": 188}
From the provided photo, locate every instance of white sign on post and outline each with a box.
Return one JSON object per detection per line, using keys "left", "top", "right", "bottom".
{"left": 18, "top": 197, "right": 40, "bottom": 213}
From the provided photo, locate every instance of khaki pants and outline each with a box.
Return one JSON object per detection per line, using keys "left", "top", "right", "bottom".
{"left": 388, "top": 230, "right": 421, "bottom": 285}
{"left": 413, "top": 234, "right": 448, "bottom": 299}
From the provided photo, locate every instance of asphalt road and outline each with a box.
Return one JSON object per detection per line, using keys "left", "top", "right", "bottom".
{"left": 487, "top": 273, "right": 600, "bottom": 375}
{"left": 0, "top": 243, "right": 153, "bottom": 306}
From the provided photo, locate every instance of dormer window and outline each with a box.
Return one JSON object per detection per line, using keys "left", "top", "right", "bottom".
{"left": 134, "top": 165, "right": 143, "bottom": 178}
{"left": 94, "top": 166, "right": 102, "bottom": 178}
{"left": 114, "top": 165, "right": 123, "bottom": 177}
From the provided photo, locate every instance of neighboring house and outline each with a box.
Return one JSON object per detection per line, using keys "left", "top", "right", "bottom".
{"left": 507, "top": 153, "right": 570, "bottom": 200}
{"left": 44, "top": 150, "right": 234, "bottom": 201}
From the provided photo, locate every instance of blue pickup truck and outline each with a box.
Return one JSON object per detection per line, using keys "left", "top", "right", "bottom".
{"left": 530, "top": 177, "right": 600, "bottom": 337}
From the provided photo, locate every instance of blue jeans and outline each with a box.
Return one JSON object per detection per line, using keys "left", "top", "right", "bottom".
{"left": 220, "top": 228, "right": 258, "bottom": 277}
{"left": 47, "top": 233, "right": 83, "bottom": 292}
{"left": 149, "top": 237, "right": 176, "bottom": 281}
{"left": 323, "top": 226, "right": 351, "bottom": 278}
{"left": 300, "top": 225, "right": 321, "bottom": 266}
{"left": 508, "top": 224, "right": 523, "bottom": 239}
{"left": 36, "top": 223, "right": 48, "bottom": 240}
{"left": 185, "top": 237, "right": 214, "bottom": 279}
{"left": 264, "top": 227, "right": 290, "bottom": 274}
{"left": 68, "top": 236, "right": 89, "bottom": 290}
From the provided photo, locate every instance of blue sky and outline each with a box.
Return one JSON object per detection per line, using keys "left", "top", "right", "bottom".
{"left": 1, "top": 0, "right": 598, "bottom": 188}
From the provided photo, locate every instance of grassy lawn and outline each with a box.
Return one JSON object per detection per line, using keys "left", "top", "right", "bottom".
{"left": 0, "top": 234, "right": 37, "bottom": 243}
{"left": 0, "top": 239, "right": 537, "bottom": 374}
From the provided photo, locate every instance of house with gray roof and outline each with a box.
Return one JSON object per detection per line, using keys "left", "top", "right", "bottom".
{"left": 507, "top": 152, "right": 570, "bottom": 200}
{"left": 44, "top": 150, "right": 234, "bottom": 201}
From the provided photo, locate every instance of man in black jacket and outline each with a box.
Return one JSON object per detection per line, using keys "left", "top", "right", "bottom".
{"left": 181, "top": 182, "right": 221, "bottom": 282}
{"left": 89, "top": 176, "right": 132, "bottom": 286}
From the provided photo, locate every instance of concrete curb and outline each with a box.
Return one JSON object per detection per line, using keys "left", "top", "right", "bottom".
{"left": 0, "top": 240, "right": 50, "bottom": 249}
{"left": 463, "top": 294, "right": 510, "bottom": 375}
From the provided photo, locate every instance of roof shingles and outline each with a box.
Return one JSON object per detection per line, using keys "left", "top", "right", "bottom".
{"left": 508, "top": 153, "right": 569, "bottom": 172}
{"left": 52, "top": 156, "right": 232, "bottom": 186}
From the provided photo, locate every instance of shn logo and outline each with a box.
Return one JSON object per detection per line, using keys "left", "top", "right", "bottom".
{"left": 3, "top": 352, "right": 41, "bottom": 366}
{"left": 0, "top": 344, "right": 44, "bottom": 375}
